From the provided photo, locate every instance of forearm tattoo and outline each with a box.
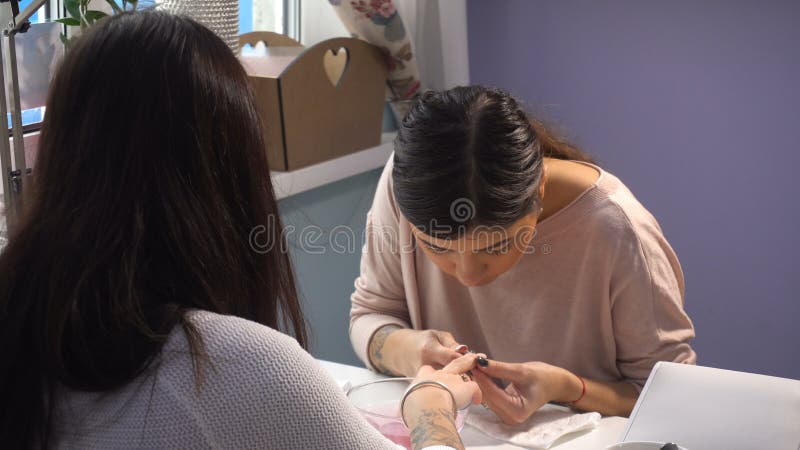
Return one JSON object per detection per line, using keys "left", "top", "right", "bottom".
{"left": 409, "top": 408, "right": 464, "bottom": 450}
{"left": 368, "top": 324, "right": 402, "bottom": 376}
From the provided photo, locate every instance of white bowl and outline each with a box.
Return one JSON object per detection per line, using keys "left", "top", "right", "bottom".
{"left": 346, "top": 377, "right": 469, "bottom": 449}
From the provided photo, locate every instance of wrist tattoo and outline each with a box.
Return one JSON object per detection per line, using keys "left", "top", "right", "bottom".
{"left": 368, "top": 324, "right": 402, "bottom": 376}
{"left": 409, "top": 408, "right": 463, "bottom": 450}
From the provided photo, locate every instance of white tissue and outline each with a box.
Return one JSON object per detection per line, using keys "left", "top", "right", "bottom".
{"left": 466, "top": 404, "right": 601, "bottom": 449}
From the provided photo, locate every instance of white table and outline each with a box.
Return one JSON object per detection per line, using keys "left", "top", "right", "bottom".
{"left": 319, "top": 360, "right": 628, "bottom": 450}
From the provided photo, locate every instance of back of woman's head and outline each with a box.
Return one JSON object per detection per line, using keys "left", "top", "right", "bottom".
{"left": 0, "top": 11, "right": 305, "bottom": 447}
{"left": 393, "top": 86, "right": 593, "bottom": 238}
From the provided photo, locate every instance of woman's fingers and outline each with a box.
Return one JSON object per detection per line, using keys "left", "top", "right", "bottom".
{"left": 472, "top": 370, "right": 529, "bottom": 425}
{"left": 466, "top": 379, "right": 483, "bottom": 405}
{"left": 415, "top": 368, "right": 483, "bottom": 410}
{"left": 434, "top": 330, "right": 459, "bottom": 348}
{"left": 415, "top": 364, "right": 436, "bottom": 378}
{"left": 454, "top": 344, "right": 469, "bottom": 354}
{"left": 428, "top": 347, "right": 463, "bottom": 368}
{"left": 475, "top": 358, "right": 529, "bottom": 384}
{"left": 421, "top": 331, "right": 463, "bottom": 367}
{"left": 440, "top": 352, "right": 478, "bottom": 374}
{"left": 471, "top": 369, "right": 508, "bottom": 400}
{"left": 448, "top": 376, "right": 483, "bottom": 408}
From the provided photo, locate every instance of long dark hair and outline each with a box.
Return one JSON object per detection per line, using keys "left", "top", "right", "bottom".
{"left": 393, "top": 86, "right": 595, "bottom": 238}
{"left": 0, "top": 11, "right": 306, "bottom": 448}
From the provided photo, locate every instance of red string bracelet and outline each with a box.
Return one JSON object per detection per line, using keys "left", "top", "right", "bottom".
{"left": 567, "top": 374, "right": 586, "bottom": 406}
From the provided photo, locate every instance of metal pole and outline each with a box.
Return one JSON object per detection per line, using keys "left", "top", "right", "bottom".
{"left": 5, "top": 32, "right": 27, "bottom": 183}
{"left": 0, "top": 0, "right": 48, "bottom": 237}
{"left": 12, "top": 0, "right": 49, "bottom": 30}
{"left": 0, "top": 2, "right": 16, "bottom": 235}
{"left": 3, "top": 32, "right": 27, "bottom": 232}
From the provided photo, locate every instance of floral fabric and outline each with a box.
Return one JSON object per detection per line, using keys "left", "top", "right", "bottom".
{"left": 329, "top": 0, "right": 421, "bottom": 101}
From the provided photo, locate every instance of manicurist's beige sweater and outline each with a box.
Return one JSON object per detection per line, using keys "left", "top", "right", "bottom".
{"left": 351, "top": 158, "right": 696, "bottom": 388}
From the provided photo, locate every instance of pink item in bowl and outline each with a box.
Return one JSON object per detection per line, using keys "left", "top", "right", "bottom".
{"left": 346, "top": 377, "right": 469, "bottom": 449}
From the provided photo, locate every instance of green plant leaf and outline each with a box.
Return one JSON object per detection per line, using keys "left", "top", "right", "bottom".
{"left": 54, "top": 17, "right": 81, "bottom": 26}
{"left": 84, "top": 10, "right": 108, "bottom": 23}
{"left": 64, "top": 0, "right": 81, "bottom": 19}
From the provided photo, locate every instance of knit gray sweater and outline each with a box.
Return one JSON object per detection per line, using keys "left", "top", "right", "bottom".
{"left": 52, "top": 310, "right": 400, "bottom": 449}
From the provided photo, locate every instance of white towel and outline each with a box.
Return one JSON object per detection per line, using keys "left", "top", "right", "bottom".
{"left": 466, "top": 404, "right": 601, "bottom": 449}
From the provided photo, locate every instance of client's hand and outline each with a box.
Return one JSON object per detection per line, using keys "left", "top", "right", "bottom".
{"left": 369, "top": 325, "right": 468, "bottom": 377}
{"left": 401, "top": 354, "right": 482, "bottom": 450}
{"left": 412, "top": 353, "right": 482, "bottom": 409}
{"left": 472, "top": 360, "right": 578, "bottom": 425}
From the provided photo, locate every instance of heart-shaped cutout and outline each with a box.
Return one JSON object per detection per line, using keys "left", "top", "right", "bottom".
{"left": 323, "top": 47, "right": 348, "bottom": 87}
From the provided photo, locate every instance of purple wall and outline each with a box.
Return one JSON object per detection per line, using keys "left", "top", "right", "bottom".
{"left": 467, "top": 0, "right": 800, "bottom": 379}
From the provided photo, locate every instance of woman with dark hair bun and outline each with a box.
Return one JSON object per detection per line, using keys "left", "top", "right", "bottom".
{"left": 0, "top": 12, "right": 482, "bottom": 450}
{"left": 351, "top": 86, "right": 696, "bottom": 422}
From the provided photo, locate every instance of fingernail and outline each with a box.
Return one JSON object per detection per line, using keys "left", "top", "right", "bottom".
{"left": 476, "top": 356, "right": 489, "bottom": 367}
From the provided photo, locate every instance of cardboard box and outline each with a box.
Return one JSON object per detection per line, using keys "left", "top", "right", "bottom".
{"left": 241, "top": 37, "right": 387, "bottom": 171}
